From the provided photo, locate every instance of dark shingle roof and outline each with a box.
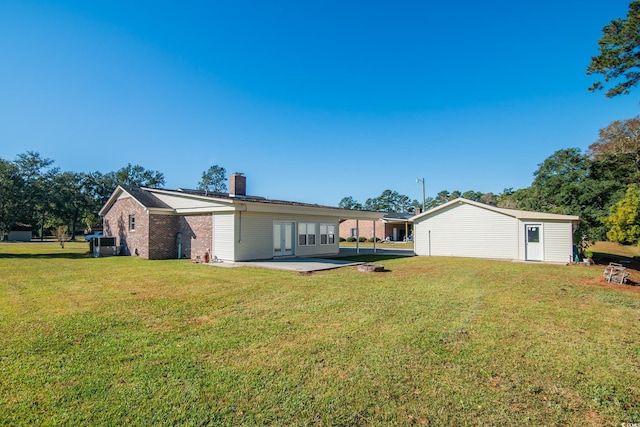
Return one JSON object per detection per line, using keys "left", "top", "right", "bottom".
{"left": 174, "top": 188, "right": 350, "bottom": 211}
{"left": 383, "top": 212, "right": 414, "bottom": 220}
{"left": 121, "top": 186, "right": 172, "bottom": 209}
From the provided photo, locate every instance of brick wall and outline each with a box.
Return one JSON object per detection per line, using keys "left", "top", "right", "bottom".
{"left": 148, "top": 214, "right": 179, "bottom": 259}
{"left": 103, "top": 197, "right": 149, "bottom": 258}
{"left": 178, "top": 215, "right": 212, "bottom": 261}
{"left": 339, "top": 219, "right": 387, "bottom": 240}
{"left": 339, "top": 219, "right": 412, "bottom": 241}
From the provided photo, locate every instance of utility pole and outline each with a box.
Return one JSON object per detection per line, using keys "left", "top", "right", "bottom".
{"left": 416, "top": 178, "right": 425, "bottom": 211}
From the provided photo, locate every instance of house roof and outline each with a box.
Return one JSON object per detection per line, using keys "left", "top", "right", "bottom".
{"left": 410, "top": 198, "right": 580, "bottom": 222}
{"left": 10, "top": 223, "right": 32, "bottom": 231}
{"left": 121, "top": 186, "right": 173, "bottom": 209}
{"left": 99, "top": 186, "right": 384, "bottom": 220}
{"left": 381, "top": 212, "right": 413, "bottom": 223}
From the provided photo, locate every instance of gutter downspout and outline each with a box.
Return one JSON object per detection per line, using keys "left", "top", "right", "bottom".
{"left": 176, "top": 232, "right": 182, "bottom": 259}
{"left": 237, "top": 203, "right": 247, "bottom": 243}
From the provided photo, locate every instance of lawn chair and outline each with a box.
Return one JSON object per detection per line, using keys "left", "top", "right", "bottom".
{"left": 603, "top": 262, "right": 629, "bottom": 284}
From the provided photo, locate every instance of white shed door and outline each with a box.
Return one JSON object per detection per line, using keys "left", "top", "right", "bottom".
{"left": 525, "top": 224, "right": 543, "bottom": 261}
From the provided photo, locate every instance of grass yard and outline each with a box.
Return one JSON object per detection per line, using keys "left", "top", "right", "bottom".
{"left": 1, "top": 242, "right": 639, "bottom": 426}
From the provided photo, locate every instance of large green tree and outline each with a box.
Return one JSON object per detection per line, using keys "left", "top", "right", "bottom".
{"left": 605, "top": 184, "right": 640, "bottom": 244}
{"left": 497, "top": 187, "right": 533, "bottom": 209}
{"left": 527, "top": 148, "right": 590, "bottom": 214}
{"left": 363, "top": 189, "right": 418, "bottom": 213}
{"left": 526, "top": 147, "right": 628, "bottom": 240}
{"left": 587, "top": 1, "right": 640, "bottom": 97}
{"left": 14, "top": 152, "right": 59, "bottom": 239}
{"left": 49, "top": 172, "right": 89, "bottom": 240}
{"left": 198, "top": 165, "right": 227, "bottom": 193}
{"left": 110, "top": 163, "right": 165, "bottom": 188}
{"left": 0, "top": 158, "right": 24, "bottom": 236}
{"left": 338, "top": 196, "right": 363, "bottom": 210}
{"left": 588, "top": 116, "right": 640, "bottom": 179}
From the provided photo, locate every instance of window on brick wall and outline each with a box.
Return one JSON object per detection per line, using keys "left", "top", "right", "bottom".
{"left": 129, "top": 215, "right": 136, "bottom": 231}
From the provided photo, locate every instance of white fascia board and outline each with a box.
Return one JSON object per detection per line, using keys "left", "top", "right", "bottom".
{"left": 242, "top": 201, "right": 384, "bottom": 220}
{"left": 173, "top": 206, "right": 236, "bottom": 214}
{"left": 147, "top": 208, "right": 177, "bottom": 215}
{"left": 382, "top": 218, "right": 411, "bottom": 224}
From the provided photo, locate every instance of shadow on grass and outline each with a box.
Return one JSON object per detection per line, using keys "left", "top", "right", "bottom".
{"left": 592, "top": 252, "right": 640, "bottom": 286}
{"left": 592, "top": 251, "right": 640, "bottom": 268}
{"left": 0, "top": 252, "right": 92, "bottom": 260}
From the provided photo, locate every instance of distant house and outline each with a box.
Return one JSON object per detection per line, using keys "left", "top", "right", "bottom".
{"left": 99, "top": 173, "right": 383, "bottom": 261}
{"left": 2, "top": 224, "right": 32, "bottom": 242}
{"left": 339, "top": 212, "right": 414, "bottom": 242}
{"left": 410, "top": 198, "right": 579, "bottom": 263}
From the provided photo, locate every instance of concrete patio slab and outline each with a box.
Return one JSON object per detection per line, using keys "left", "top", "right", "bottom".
{"left": 205, "top": 257, "right": 365, "bottom": 273}
{"left": 202, "top": 247, "right": 414, "bottom": 273}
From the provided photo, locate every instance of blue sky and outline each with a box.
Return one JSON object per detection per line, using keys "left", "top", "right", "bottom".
{"left": 1, "top": 1, "right": 639, "bottom": 206}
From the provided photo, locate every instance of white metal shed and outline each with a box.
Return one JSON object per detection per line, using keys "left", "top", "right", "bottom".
{"left": 410, "top": 198, "right": 580, "bottom": 263}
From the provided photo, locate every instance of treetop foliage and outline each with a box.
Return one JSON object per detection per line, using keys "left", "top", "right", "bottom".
{"left": 589, "top": 116, "right": 640, "bottom": 177}
{"left": 198, "top": 165, "right": 227, "bottom": 193}
{"left": 587, "top": 1, "right": 640, "bottom": 97}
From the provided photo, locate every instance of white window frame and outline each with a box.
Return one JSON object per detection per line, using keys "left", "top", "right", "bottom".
{"left": 129, "top": 215, "right": 136, "bottom": 231}
{"left": 320, "top": 223, "right": 336, "bottom": 245}
{"left": 298, "top": 223, "right": 316, "bottom": 246}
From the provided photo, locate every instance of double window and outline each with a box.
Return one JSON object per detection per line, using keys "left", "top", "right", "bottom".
{"left": 298, "top": 223, "right": 316, "bottom": 246}
{"left": 129, "top": 215, "right": 136, "bottom": 231}
{"left": 320, "top": 223, "right": 335, "bottom": 245}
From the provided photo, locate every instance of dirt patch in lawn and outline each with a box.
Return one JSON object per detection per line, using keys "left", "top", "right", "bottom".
{"left": 577, "top": 264, "right": 640, "bottom": 294}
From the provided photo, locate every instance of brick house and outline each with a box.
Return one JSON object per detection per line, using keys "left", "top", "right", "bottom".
{"left": 99, "top": 174, "right": 383, "bottom": 261}
{"left": 339, "top": 212, "right": 414, "bottom": 242}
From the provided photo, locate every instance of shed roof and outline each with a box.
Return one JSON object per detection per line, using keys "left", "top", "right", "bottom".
{"left": 410, "top": 198, "right": 580, "bottom": 222}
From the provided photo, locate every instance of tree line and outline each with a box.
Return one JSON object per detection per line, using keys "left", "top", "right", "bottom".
{"left": 3, "top": 116, "right": 640, "bottom": 245}
{"left": 341, "top": 1, "right": 640, "bottom": 246}
{"left": 340, "top": 117, "right": 640, "bottom": 244}
{"left": 0, "top": 152, "right": 227, "bottom": 240}
{"left": 4, "top": 2, "right": 640, "bottom": 244}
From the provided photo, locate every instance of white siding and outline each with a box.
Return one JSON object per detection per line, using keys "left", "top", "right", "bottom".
{"left": 212, "top": 212, "right": 235, "bottom": 261}
{"left": 233, "top": 212, "right": 341, "bottom": 261}
{"left": 235, "top": 212, "right": 274, "bottom": 261}
{"left": 153, "top": 193, "right": 229, "bottom": 210}
{"left": 414, "top": 203, "right": 518, "bottom": 259}
{"left": 542, "top": 221, "right": 574, "bottom": 263}
{"left": 516, "top": 220, "right": 574, "bottom": 263}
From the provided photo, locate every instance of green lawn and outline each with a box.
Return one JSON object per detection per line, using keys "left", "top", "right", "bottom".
{"left": 1, "top": 242, "right": 639, "bottom": 426}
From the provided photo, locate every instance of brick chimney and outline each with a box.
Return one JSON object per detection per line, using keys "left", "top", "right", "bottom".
{"left": 229, "top": 173, "right": 246, "bottom": 197}
{"left": 415, "top": 207, "right": 422, "bottom": 215}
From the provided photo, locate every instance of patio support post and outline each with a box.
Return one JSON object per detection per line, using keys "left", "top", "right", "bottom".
{"left": 373, "top": 220, "right": 377, "bottom": 253}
